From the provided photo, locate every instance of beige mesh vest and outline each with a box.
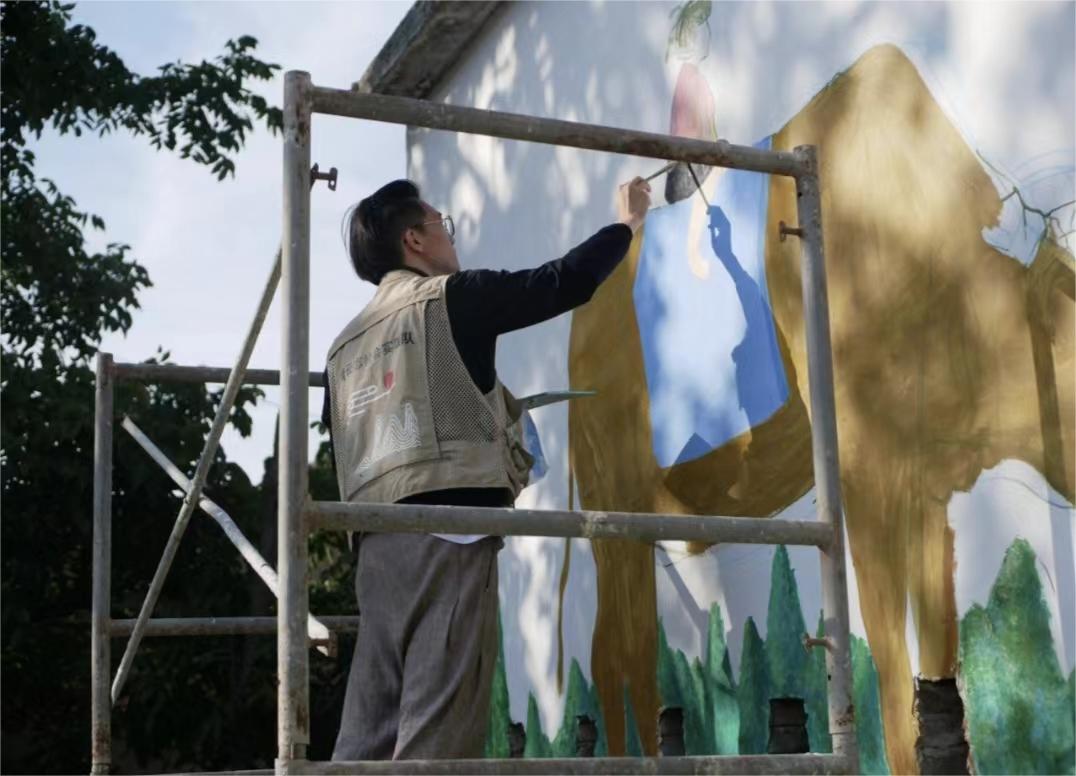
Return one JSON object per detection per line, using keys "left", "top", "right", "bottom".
{"left": 326, "top": 270, "right": 533, "bottom": 504}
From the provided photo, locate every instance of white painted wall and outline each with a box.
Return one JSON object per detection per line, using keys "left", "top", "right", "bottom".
{"left": 404, "top": 0, "right": 1075, "bottom": 733}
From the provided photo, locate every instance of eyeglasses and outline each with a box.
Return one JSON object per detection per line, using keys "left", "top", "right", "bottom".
{"left": 415, "top": 215, "right": 455, "bottom": 244}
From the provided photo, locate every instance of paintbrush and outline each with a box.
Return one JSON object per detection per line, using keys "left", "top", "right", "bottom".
{"left": 644, "top": 161, "right": 677, "bottom": 183}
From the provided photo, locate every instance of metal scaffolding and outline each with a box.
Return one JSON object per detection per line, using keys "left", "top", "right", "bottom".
{"left": 91, "top": 70, "right": 857, "bottom": 775}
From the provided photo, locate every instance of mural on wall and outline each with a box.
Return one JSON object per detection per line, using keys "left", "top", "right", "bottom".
{"left": 402, "top": 2, "right": 1074, "bottom": 772}
{"left": 561, "top": 3, "right": 1075, "bottom": 775}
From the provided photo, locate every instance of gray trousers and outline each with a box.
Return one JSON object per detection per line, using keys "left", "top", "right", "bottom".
{"left": 332, "top": 533, "right": 502, "bottom": 761}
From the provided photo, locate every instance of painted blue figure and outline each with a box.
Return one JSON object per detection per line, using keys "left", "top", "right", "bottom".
{"left": 632, "top": 138, "right": 788, "bottom": 467}
{"left": 706, "top": 204, "right": 787, "bottom": 428}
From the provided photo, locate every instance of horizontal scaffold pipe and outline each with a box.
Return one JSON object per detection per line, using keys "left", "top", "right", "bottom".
{"left": 310, "top": 753, "right": 853, "bottom": 775}
{"left": 309, "top": 86, "right": 810, "bottom": 179}
{"left": 111, "top": 362, "right": 325, "bottom": 387}
{"left": 109, "top": 616, "right": 360, "bottom": 638}
{"left": 308, "top": 502, "right": 834, "bottom": 547}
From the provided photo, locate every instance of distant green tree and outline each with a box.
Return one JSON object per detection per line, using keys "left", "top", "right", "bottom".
{"left": 2, "top": 1, "right": 281, "bottom": 375}
{"left": 1, "top": 2, "right": 285, "bottom": 772}
{"left": 764, "top": 546, "right": 808, "bottom": 700}
{"left": 960, "top": 538, "right": 1075, "bottom": 774}
{"left": 737, "top": 616, "right": 770, "bottom": 754}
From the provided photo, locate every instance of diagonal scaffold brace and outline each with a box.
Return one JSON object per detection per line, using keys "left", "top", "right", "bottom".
{"left": 121, "top": 416, "right": 337, "bottom": 654}
{"left": 109, "top": 165, "right": 335, "bottom": 706}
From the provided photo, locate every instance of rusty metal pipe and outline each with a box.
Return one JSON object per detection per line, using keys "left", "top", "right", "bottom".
{"left": 309, "top": 86, "right": 808, "bottom": 179}
{"left": 91, "top": 353, "right": 114, "bottom": 775}
{"left": 307, "top": 753, "right": 853, "bottom": 775}
{"left": 111, "top": 362, "right": 324, "bottom": 387}
{"left": 110, "top": 616, "right": 359, "bottom": 638}
{"left": 792, "top": 147, "right": 857, "bottom": 766}
{"left": 308, "top": 501, "right": 833, "bottom": 546}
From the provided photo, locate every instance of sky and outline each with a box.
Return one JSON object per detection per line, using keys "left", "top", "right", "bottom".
{"left": 30, "top": 1, "right": 413, "bottom": 482}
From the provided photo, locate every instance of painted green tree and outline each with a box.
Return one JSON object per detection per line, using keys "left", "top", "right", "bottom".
{"left": 755, "top": 548, "right": 889, "bottom": 771}
{"left": 656, "top": 605, "right": 739, "bottom": 754}
{"left": 1069, "top": 669, "right": 1075, "bottom": 718}
{"left": 765, "top": 546, "right": 809, "bottom": 700}
{"left": 487, "top": 543, "right": 894, "bottom": 766}
{"left": 805, "top": 611, "right": 832, "bottom": 753}
{"left": 851, "top": 634, "right": 889, "bottom": 774}
{"left": 484, "top": 614, "right": 511, "bottom": 758}
{"left": 624, "top": 684, "right": 644, "bottom": 757}
{"left": 705, "top": 603, "right": 739, "bottom": 753}
{"left": 737, "top": 616, "right": 770, "bottom": 754}
{"left": 959, "top": 538, "right": 1075, "bottom": 774}
{"left": 524, "top": 693, "right": 554, "bottom": 758}
{"left": 802, "top": 613, "right": 892, "bottom": 771}
{"left": 590, "top": 680, "right": 609, "bottom": 757}
{"left": 551, "top": 659, "right": 608, "bottom": 757}
{"left": 486, "top": 631, "right": 615, "bottom": 760}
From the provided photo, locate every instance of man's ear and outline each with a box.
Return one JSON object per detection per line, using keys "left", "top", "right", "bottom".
{"left": 401, "top": 226, "right": 420, "bottom": 254}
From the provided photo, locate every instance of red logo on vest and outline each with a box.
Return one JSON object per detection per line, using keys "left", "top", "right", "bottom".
{"left": 383, "top": 371, "right": 395, "bottom": 390}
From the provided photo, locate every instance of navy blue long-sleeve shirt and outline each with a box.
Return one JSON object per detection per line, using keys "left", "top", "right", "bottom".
{"left": 323, "top": 222, "right": 633, "bottom": 507}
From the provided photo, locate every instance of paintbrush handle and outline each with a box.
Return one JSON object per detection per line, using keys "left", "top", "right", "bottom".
{"left": 644, "top": 161, "right": 677, "bottom": 182}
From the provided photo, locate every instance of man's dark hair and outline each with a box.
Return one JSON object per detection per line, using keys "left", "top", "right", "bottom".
{"left": 344, "top": 179, "right": 426, "bottom": 285}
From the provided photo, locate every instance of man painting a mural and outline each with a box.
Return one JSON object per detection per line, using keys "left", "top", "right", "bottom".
{"left": 323, "top": 176, "right": 652, "bottom": 760}
{"left": 8, "top": 0, "right": 1071, "bottom": 772}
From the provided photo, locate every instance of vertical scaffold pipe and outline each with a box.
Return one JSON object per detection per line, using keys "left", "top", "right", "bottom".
{"left": 794, "top": 145, "right": 857, "bottom": 772}
{"left": 91, "top": 353, "right": 114, "bottom": 775}
{"left": 277, "top": 69, "right": 313, "bottom": 773}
